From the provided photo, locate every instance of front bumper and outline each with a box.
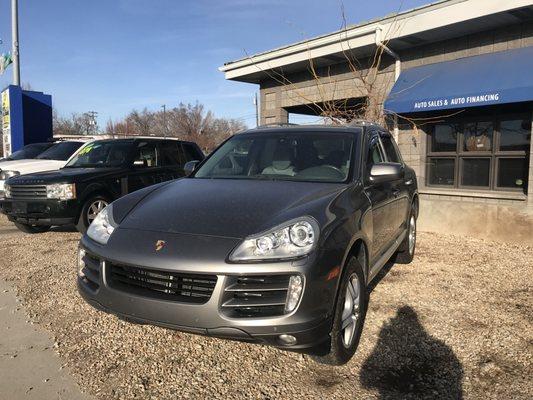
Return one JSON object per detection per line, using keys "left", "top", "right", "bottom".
{"left": 0, "top": 198, "right": 78, "bottom": 226}
{"left": 77, "top": 229, "right": 341, "bottom": 353}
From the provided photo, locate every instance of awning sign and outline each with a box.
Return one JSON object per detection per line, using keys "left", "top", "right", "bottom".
{"left": 384, "top": 46, "right": 533, "bottom": 114}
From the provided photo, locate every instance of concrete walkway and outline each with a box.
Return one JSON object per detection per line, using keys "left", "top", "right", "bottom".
{"left": 0, "top": 280, "right": 92, "bottom": 400}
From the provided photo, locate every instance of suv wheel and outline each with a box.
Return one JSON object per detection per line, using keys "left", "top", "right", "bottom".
{"left": 76, "top": 195, "right": 109, "bottom": 234}
{"left": 312, "top": 257, "right": 368, "bottom": 365}
{"left": 14, "top": 222, "right": 51, "bottom": 234}
{"left": 394, "top": 206, "right": 417, "bottom": 264}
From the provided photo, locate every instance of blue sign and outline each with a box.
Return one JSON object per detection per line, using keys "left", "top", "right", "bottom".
{"left": 384, "top": 46, "right": 533, "bottom": 114}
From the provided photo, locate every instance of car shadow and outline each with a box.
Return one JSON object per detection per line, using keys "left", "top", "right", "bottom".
{"left": 359, "top": 305, "right": 464, "bottom": 399}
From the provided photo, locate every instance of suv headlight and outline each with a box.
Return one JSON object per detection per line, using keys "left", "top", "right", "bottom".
{"left": 46, "top": 183, "right": 76, "bottom": 200}
{"left": 4, "top": 183, "right": 11, "bottom": 198}
{"left": 87, "top": 203, "right": 118, "bottom": 245}
{"left": 229, "top": 217, "right": 319, "bottom": 262}
{"left": 0, "top": 170, "right": 20, "bottom": 180}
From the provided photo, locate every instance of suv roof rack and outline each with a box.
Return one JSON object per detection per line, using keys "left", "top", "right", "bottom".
{"left": 347, "top": 119, "right": 383, "bottom": 128}
{"left": 256, "top": 123, "right": 300, "bottom": 129}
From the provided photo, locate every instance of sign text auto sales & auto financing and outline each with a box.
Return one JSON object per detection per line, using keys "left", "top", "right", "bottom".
{"left": 413, "top": 92, "right": 501, "bottom": 110}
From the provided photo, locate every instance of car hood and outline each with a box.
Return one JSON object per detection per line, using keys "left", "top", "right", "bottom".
{"left": 0, "top": 159, "right": 66, "bottom": 175}
{"left": 119, "top": 178, "right": 348, "bottom": 239}
{"left": 7, "top": 167, "right": 123, "bottom": 185}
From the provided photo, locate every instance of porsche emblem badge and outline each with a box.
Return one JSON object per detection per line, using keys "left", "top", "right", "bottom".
{"left": 155, "top": 240, "right": 166, "bottom": 252}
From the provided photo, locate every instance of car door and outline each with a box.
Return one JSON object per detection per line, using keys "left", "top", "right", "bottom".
{"left": 126, "top": 140, "right": 160, "bottom": 193}
{"left": 379, "top": 132, "right": 409, "bottom": 239}
{"left": 364, "top": 133, "right": 398, "bottom": 261}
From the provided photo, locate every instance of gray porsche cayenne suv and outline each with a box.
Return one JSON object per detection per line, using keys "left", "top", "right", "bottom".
{"left": 77, "top": 123, "right": 418, "bottom": 365}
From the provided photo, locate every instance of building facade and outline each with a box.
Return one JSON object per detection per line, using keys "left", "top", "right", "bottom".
{"left": 221, "top": 0, "right": 533, "bottom": 244}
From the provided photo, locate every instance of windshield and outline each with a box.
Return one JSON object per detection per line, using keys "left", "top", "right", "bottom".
{"left": 36, "top": 141, "right": 84, "bottom": 161}
{"left": 194, "top": 131, "right": 356, "bottom": 183}
{"left": 65, "top": 141, "right": 133, "bottom": 168}
{"left": 5, "top": 143, "right": 53, "bottom": 161}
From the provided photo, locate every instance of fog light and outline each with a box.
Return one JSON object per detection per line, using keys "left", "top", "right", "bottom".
{"left": 285, "top": 275, "right": 303, "bottom": 313}
{"left": 279, "top": 334, "right": 297, "bottom": 346}
{"left": 77, "top": 248, "right": 86, "bottom": 278}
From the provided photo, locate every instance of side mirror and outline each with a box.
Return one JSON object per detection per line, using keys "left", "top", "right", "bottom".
{"left": 184, "top": 160, "right": 200, "bottom": 176}
{"left": 369, "top": 163, "right": 404, "bottom": 184}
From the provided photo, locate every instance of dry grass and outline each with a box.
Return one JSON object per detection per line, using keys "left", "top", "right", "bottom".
{"left": 0, "top": 214, "right": 531, "bottom": 399}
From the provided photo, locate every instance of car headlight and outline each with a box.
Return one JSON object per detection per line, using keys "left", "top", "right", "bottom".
{"left": 46, "top": 183, "right": 76, "bottom": 200}
{"left": 4, "top": 183, "right": 11, "bottom": 198}
{"left": 0, "top": 170, "right": 20, "bottom": 180}
{"left": 86, "top": 203, "right": 118, "bottom": 245}
{"left": 229, "top": 217, "right": 319, "bottom": 262}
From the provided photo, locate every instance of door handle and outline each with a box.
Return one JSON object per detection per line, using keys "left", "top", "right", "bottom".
{"left": 392, "top": 189, "right": 400, "bottom": 198}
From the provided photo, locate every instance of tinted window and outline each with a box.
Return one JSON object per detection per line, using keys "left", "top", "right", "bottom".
{"left": 380, "top": 135, "right": 401, "bottom": 163}
{"left": 195, "top": 131, "right": 357, "bottom": 183}
{"left": 160, "top": 142, "right": 185, "bottom": 166}
{"left": 6, "top": 143, "right": 52, "bottom": 160}
{"left": 464, "top": 121, "right": 493, "bottom": 152}
{"left": 132, "top": 142, "right": 158, "bottom": 167}
{"left": 431, "top": 124, "right": 459, "bottom": 152}
{"left": 499, "top": 119, "right": 530, "bottom": 152}
{"left": 66, "top": 141, "right": 133, "bottom": 168}
{"left": 36, "top": 142, "right": 83, "bottom": 161}
{"left": 182, "top": 143, "right": 203, "bottom": 162}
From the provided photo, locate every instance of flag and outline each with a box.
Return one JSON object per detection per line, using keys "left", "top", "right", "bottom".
{"left": 0, "top": 53, "right": 13, "bottom": 75}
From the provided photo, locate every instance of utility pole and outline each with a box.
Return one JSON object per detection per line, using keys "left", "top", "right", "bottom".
{"left": 253, "top": 93, "right": 259, "bottom": 127}
{"left": 161, "top": 104, "right": 167, "bottom": 138}
{"left": 11, "top": 0, "right": 20, "bottom": 86}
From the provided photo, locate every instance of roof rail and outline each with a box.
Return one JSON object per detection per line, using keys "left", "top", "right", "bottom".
{"left": 347, "top": 119, "right": 383, "bottom": 128}
{"left": 256, "top": 122, "right": 300, "bottom": 129}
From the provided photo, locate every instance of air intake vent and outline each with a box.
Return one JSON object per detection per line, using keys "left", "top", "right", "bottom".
{"left": 80, "top": 252, "right": 101, "bottom": 291}
{"left": 222, "top": 275, "right": 291, "bottom": 318}
{"left": 107, "top": 263, "right": 217, "bottom": 304}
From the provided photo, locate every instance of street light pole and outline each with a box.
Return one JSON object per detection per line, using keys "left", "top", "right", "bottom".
{"left": 11, "top": 0, "right": 20, "bottom": 86}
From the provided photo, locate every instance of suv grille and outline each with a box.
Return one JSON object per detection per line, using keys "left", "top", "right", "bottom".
{"left": 107, "top": 263, "right": 217, "bottom": 304}
{"left": 222, "top": 275, "right": 291, "bottom": 318}
{"left": 8, "top": 184, "right": 47, "bottom": 200}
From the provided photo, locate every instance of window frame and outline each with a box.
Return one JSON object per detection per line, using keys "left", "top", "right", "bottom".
{"left": 426, "top": 113, "right": 530, "bottom": 193}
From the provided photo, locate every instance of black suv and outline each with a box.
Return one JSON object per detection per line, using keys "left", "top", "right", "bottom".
{"left": 77, "top": 123, "right": 418, "bottom": 365}
{"left": 1, "top": 138, "right": 203, "bottom": 233}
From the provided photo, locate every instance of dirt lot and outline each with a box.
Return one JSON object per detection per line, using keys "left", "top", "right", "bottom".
{"left": 0, "top": 214, "right": 531, "bottom": 400}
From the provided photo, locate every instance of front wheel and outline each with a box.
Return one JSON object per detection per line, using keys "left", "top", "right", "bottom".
{"left": 311, "top": 257, "right": 368, "bottom": 365}
{"left": 76, "top": 195, "right": 110, "bottom": 234}
{"left": 14, "top": 222, "right": 51, "bottom": 234}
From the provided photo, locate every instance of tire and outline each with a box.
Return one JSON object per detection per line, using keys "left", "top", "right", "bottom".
{"left": 312, "top": 257, "right": 368, "bottom": 365}
{"left": 394, "top": 205, "right": 417, "bottom": 264}
{"left": 14, "top": 222, "right": 51, "bottom": 234}
{"left": 76, "top": 195, "right": 110, "bottom": 234}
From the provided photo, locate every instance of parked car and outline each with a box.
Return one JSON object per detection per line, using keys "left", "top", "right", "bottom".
{"left": 1, "top": 137, "right": 203, "bottom": 233}
{"left": 77, "top": 123, "right": 418, "bottom": 365}
{"left": 0, "top": 141, "right": 85, "bottom": 198}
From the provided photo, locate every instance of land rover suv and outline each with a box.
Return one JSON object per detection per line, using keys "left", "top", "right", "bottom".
{"left": 1, "top": 137, "right": 203, "bottom": 233}
{"left": 77, "top": 123, "right": 418, "bottom": 365}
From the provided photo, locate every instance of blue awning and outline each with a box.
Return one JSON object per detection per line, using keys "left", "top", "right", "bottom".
{"left": 384, "top": 46, "right": 533, "bottom": 114}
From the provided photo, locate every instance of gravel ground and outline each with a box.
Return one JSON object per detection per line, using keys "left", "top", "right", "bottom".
{"left": 0, "top": 214, "right": 531, "bottom": 399}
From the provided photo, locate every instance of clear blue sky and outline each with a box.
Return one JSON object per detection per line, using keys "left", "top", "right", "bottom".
{"left": 0, "top": 0, "right": 431, "bottom": 127}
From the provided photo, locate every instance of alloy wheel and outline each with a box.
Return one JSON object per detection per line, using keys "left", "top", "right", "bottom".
{"left": 87, "top": 200, "right": 108, "bottom": 224}
{"left": 341, "top": 273, "right": 361, "bottom": 348}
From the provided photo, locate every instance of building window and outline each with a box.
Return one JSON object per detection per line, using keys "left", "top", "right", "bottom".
{"left": 427, "top": 115, "right": 531, "bottom": 192}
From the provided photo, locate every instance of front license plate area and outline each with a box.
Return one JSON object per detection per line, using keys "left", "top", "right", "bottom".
{"left": 12, "top": 202, "right": 27, "bottom": 214}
